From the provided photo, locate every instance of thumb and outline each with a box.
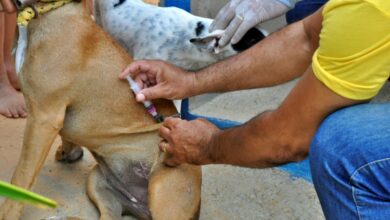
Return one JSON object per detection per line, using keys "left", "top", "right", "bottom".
{"left": 139, "top": 86, "right": 163, "bottom": 101}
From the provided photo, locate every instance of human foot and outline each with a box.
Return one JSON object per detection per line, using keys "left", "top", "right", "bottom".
{"left": 0, "top": 83, "right": 26, "bottom": 118}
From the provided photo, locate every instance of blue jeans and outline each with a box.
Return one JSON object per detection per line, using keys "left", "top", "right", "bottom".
{"left": 310, "top": 103, "right": 390, "bottom": 219}
{"left": 286, "top": 0, "right": 328, "bottom": 24}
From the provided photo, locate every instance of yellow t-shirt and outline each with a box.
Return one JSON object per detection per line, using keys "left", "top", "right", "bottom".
{"left": 312, "top": 0, "right": 390, "bottom": 100}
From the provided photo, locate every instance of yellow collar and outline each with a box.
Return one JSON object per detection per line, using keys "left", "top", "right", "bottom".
{"left": 17, "top": 0, "right": 74, "bottom": 26}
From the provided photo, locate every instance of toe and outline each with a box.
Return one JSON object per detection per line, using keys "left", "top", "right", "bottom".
{"left": 17, "top": 106, "right": 27, "bottom": 118}
{"left": 1, "top": 109, "right": 12, "bottom": 118}
{"left": 9, "top": 108, "right": 19, "bottom": 118}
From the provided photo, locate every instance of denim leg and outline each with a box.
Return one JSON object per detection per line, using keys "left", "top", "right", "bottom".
{"left": 310, "top": 103, "right": 390, "bottom": 220}
{"left": 286, "top": 0, "right": 328, "bottom": 24}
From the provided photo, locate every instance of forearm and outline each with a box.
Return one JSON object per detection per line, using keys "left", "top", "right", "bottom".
{"left": 207, "top": 110, "right": 306, "bottom": 168}
{"left": 192, "top": 20, "right": 316, "bottom": 96}
{"left": 204, "top": 70, "right": 359, "bottom": 168}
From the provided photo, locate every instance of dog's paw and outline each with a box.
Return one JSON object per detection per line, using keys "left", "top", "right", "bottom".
{"left": 55, "top": 144, "right": 84, "bottom": 163}
{"left": 0, "top": 200, "right": 23, "bottom": 220}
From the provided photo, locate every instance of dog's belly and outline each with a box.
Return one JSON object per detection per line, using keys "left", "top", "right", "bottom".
{"left": 89, "top": 131, "right": 160, "bottom": 218}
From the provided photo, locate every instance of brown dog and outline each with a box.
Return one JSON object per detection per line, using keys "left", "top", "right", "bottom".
{"left": 0, "top": 1, "right": 201, "bottom": 219}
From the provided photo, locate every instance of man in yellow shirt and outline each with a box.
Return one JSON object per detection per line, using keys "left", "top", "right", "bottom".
{"left": 120, "top": 0, "right": 390, "bottom": 218}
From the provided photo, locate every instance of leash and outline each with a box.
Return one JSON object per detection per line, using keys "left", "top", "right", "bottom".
{"left": 15, "top": 0, "right": 76, "bottom": 74}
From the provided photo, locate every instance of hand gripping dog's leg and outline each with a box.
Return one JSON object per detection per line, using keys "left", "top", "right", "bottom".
{"left": 0, "top": 105, "right": 66, "bottom": 220}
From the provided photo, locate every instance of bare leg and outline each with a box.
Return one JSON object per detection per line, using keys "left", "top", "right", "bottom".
{"left": 0, "top": 12, "right": 26, "bottom": 118}
{"left": 87, "top": 166, "right": 123, "bottom": 220}
{"left": 4, "top": 12, "right": 18, "bottom": 90}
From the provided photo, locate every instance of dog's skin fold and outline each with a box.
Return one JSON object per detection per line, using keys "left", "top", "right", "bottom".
{"left": 0, "top": 1, "right": 201, "bottom": 219}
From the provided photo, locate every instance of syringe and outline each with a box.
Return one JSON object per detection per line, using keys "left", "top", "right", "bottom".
{"left": 126, "top": 76, "right": 163, "bottom": 122}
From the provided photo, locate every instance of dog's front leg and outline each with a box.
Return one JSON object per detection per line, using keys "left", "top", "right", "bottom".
{"left": 0, "top": 106, "right": 65, "bottom": 220}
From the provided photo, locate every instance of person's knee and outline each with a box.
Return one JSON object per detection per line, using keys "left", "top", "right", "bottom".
{"left": 310, "top": 104, "right": 390, "bottom": 180}
{"left": 310, "top": 105, "right": 369, "bottom": 179}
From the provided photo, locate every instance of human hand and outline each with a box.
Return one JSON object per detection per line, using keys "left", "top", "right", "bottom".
{"left": 119, "top": 60, "right": 197, "bottom": 102}
{"left": 158, "top": 117, "right": 221, "bottom": 167}
{"left": 209, "top": 0, "right": 289, "bottom": 47}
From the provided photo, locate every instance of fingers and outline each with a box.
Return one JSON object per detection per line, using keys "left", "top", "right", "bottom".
{"left": 163, "top": 117, "right": 181, "bottom": 130}
{"left": 230, "top": 20, "right": 257, "bottom": 45}
{"left": 158, "top": 117, "right": 181, "bottom": 139}
{"left": 209, "top": 3, "right": 235, "bottom": 32}
{"left": 158, "top": 118, "right": 182, "bottom": 155}
{"left": 218, "top": 15, "right": 243, "bottom": 47}
{"left": 159, "top": 140, "right": 173, "bottom": 154}
{"left": 138, "top": 86, "right": 163, "bottom": 101}
{"left": 159, "top": 140, "right": 182, "bottom": 167}
{"left": 158, "top": 125, "right": 171, "bottom": 140}
{"left": 120, "top": 60, "right": 164, "bottom": 101}
{"left": 119, "top": 60, "right": 153, "bottom": 79}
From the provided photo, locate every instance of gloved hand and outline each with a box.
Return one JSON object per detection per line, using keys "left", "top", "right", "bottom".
{"left": 209, "top": 0, "right": 290, "bottom": 47}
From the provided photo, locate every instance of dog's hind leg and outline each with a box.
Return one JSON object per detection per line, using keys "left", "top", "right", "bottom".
{"left": 148, "top": 162, "right": 202, "bottom": 220}
{"left": 87, "top": 166, "right": 123, "bottom": 220}
{"left": 0, "top": 104, "right": 66, "bottom": 220}
{"left": 55, "top": 137, "right": 84, "bottom": 163}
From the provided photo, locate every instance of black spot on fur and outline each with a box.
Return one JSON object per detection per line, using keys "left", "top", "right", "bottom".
{"left": 232, "top": 28, "right": 266, "bottom": 52}
{"left": 114, "top": 0, "right": 126, "bottom": 8}
{"left": 195, "top": 21, "right": 205, "bottom": 37}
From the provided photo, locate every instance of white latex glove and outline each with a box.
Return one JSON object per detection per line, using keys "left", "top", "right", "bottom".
{"left": 209, "top": 0, "right": 290, "bottom": 47}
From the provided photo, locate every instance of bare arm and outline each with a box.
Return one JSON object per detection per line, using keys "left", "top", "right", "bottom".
{"left": 192, "top": 9, "right": 323, "bottom": 95}
{"left": 120, "top": 9, "right": 323, "bottom": 101}
{"left": 156, "top": 8, "right": 362, "bottom": 167}
{"left": 160, "top": 66, "right": 361, "bottom": 167}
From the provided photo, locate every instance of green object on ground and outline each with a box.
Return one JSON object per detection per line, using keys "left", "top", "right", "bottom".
{"left": 0, "top": 180, "right": 57, "bottom": 209}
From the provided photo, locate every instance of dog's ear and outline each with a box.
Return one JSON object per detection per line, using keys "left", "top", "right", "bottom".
{"left": 190, "top": 30, "right": 225, "bottom": 54}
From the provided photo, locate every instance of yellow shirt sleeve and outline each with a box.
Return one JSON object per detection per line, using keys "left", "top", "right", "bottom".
{"left": 312, "top": 0, "right": 390, "bottom": 100}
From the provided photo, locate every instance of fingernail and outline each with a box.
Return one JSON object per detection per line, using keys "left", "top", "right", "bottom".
{"left": 136, "top": 93, "right": 146, "bottom": 102}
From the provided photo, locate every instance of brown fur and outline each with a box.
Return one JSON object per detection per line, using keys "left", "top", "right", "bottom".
{"left": 0, "top": 1, "right": 201, "bottom": 219}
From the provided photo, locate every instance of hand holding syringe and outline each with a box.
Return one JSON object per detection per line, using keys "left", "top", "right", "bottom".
{"left": 126, "top": 76, "right": 164, "bottom": 122}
